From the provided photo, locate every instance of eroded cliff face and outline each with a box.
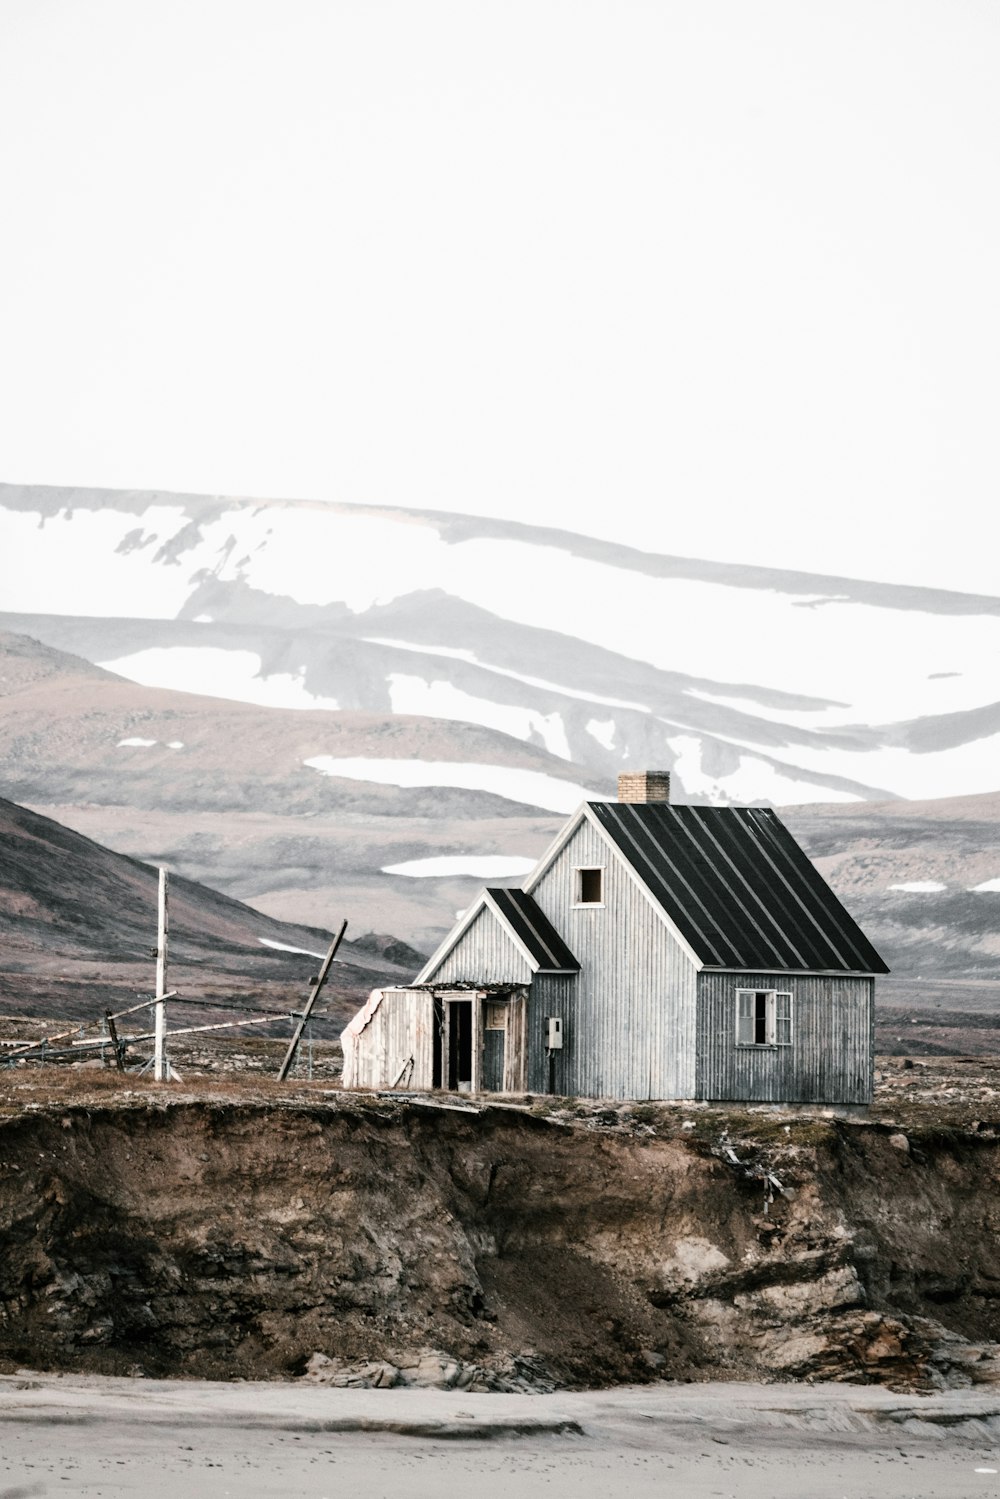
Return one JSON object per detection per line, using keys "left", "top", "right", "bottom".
{"left": 2, "top": 1088, "right": 1000, "bottom": 1391}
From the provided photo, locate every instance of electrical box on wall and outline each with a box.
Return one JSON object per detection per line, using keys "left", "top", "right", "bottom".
{"left": 545, "top": 1016, "right": 563, "bottom": 1050}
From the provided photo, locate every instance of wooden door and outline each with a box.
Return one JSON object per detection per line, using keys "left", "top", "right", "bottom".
{"left": 481, "top": 999, "right": 507, "bottom": 1091}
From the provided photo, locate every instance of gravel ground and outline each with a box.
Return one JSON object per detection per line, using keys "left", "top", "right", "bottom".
{"left": 3, "top": 1375, "right": 1000, "bottom": 1498}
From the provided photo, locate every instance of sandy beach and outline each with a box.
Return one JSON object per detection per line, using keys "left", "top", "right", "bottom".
{"left": 2, "top": 1374, "right": 1000, "bottom": 1499}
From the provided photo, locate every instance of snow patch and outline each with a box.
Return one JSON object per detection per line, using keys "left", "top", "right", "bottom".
{"left": 3, "top": 500, "right": 998, "bottom": 733}
{"left": 587, "top": 717, "right": 617, "bottom": 751}
{"left": 657, "top": 706, "right": 1000, "bottom": 803}
{"left": 0, "top": 504, "right": 196, "bottom": 617}
{"left": 382, "top": 856, "right": 536, "bottom": 879}
{"left": 367, "top": 637, "right": 650, "bottom": 713}
{"left": 768, "top": 730, "right": 1000, "bottom": 802}
{"left": 889, "top": 881, "right": 948, "bottom": 893}
{"left": 6, "top": 497, "right": 1000, "bottom": 802}
{"left": 117, "top": 736, "right": 184, "bottom": 750}
{"left": 664, "top": 734, "right": 861, "bottom": 806}
{"left": 259, "top": 938, "right": 328, "bottom": 959}
{"left": 387, "top": 674, "right": 571, "bottom": 759}
{"left": 98, "top": 647, "right": 340, "bottom": 712}
{"left": 303, "top": 756, "right": 594, "bottom": 813}
{"left": 214, "top": 510, "right": 445, "bottom": 615}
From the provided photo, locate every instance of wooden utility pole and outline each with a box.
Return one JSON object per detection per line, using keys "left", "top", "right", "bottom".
{"left": 154, "top": 867, "right": 169, "bottom": 1082}
{"left": 277, "top": 920, "right": 347, "bottom": 1082}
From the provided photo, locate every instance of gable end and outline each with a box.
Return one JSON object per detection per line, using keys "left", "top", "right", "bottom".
{"left": 524, "top": 803, "right": 705, "bottom": 971}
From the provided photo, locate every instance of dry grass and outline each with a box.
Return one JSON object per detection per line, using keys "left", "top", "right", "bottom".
{"left": 5, "top": 1035, "right": 1000, "bottom": 1139}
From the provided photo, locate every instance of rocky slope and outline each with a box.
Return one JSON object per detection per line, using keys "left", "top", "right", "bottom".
{"left": 0, "top": 629, "right": 571, "bottom": 941}
{"left": 784, "top": 793, "right": 1000, "bottom": 1053}
{"left": 2, "top": 1067, "right": 1000, "bottom": 1392}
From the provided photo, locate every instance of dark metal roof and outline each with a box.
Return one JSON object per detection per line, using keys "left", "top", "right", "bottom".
{"left": 587, "top": 803, "right": 889, "bottom": 974}
{"left": 487, "top": 887, "right": 580, "bottom": 973}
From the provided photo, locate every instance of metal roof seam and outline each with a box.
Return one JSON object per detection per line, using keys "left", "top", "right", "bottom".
{"left": 711, "top": 809, "right": 836, "bottom": 969}
{"left": 596, "top": 803, "right": 734, "bottom": 966}
{"left": 628, "top": 808, "right": 753, "bottom": 967}
{"left": 724, "top": 810, "right": 863, "bottom": 970}
{"left": 742, "top": 808, "right": 884, "bottom": 971}
{"left": 667, "top": 807, "right": 809, "bottom": 969}
{"left": 484, "top": 892, "right": 543, "bottom": 974}
{"left": 487, "top": 887, "right": 580, "bottom": 973}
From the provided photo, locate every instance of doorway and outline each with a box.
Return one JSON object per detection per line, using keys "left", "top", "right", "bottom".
{"left": 446, "top": 999, "right": 473, "bottom": 1091}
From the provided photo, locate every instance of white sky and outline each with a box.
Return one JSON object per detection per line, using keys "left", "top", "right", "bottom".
{"left": 1, "top": 0, "right": 998, "bottom": 592}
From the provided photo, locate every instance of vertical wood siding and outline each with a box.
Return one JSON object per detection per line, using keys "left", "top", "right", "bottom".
{"left": 503, "top": 991, "right": 529, "bottom": 1093}
{"left": 346, "top": 988, "right": 436, "bottom": 1091}
{"left": 695, "top": 971, "right": 874, "bottom": 1103}
{"left": 424, "top": 906, "right": 533, "bottom": 985}
{"left": 528, "top": 820, "right": 698, "bottom": 1099}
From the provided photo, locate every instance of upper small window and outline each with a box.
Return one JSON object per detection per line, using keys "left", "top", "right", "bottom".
{"left": 576, "top": 867, "right": 604, "bottom": 905}
{"left": 736, "top": 989, "right": 792, "bottom": 1047}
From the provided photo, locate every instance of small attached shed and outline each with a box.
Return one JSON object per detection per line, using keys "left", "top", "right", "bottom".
{"left": 341, "top": 771, "right": 888, "bottom": 1105}
{"left": 342, "top": 889, "right": 578, "bottom": 1094}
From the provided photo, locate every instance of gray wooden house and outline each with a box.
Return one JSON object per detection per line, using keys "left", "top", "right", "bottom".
{"left": 340, "top": 771, "right": 888, "bottom": 1104}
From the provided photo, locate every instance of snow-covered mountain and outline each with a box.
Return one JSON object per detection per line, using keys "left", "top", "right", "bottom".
{"left": 3, "top": 482, "right": 998, "bottom": 809}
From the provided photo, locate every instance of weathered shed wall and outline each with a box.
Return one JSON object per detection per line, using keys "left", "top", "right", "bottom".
{"left": 695, "top": 971, "right": 874, "bottom": 1104}
{"left": 424, "top": 906, "right": 533, "bottom": 986}
{"left": 527, "top": 819, "right": 698, "bottom": 1099}
{"left": 343, "top": 988, "right": 436, "bottom": 1091}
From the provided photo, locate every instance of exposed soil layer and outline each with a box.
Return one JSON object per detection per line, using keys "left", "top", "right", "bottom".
{"left": 3, "top": 1066, "right": 1000, "bottom": 1392}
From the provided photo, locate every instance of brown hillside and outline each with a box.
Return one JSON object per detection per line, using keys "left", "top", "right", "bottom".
{"left": 0, "top": 796, "right": 422, "bottom": 1029}
{"left": 0, "top": 630, "right": 567, "bottom": 944}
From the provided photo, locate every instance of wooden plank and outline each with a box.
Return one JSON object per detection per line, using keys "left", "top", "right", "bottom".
{"left": 132, "top": 1013, "right": 291, "bottom": 1042}
{"left": 441, "top": 1001, "right": 451, "bottom": 1090}
{"left": 412, "top": 989, "right": 434, "bottom": 1090}
{"left": 106, "top": 994, "right": 175, "bottom": 1023}
{"left": 470, "top": 991, "right": 482, "bottom": 1095}
{"left": 511, "top": 989, "right": 528, "bottom": 1092}
{"left": 5, "top": 1022, "right": 87, "bottom": 1059}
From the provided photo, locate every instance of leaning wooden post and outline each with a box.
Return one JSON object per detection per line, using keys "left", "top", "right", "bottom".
{"left": 277, "top": 920, "right": 347, "bottom": 1082}
{"left": 154, "top": 867, "right": 169, "bottom": 1082}
{"left": 105, "top": 1010, "right": 126, "bottom": 1074}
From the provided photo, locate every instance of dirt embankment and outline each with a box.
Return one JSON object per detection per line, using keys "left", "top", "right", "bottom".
{"left": 3, "top": 1074, "right": 1000, "bottom": 1393}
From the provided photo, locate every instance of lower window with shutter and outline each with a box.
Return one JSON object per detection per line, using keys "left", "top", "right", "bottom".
{"left": 735, "top": 989, "right": 793, "bottom": 1048}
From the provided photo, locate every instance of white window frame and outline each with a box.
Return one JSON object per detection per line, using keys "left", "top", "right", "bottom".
{"left": 735, "top": 989, "right": 793, "bottom": 1048}
{"left": 572, "top": 865, "right": 605, "bottom": 908}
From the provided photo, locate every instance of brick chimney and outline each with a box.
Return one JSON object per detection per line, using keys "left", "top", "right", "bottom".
{"left": 617, "top": 770, "right": 671, "bottom": 805}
